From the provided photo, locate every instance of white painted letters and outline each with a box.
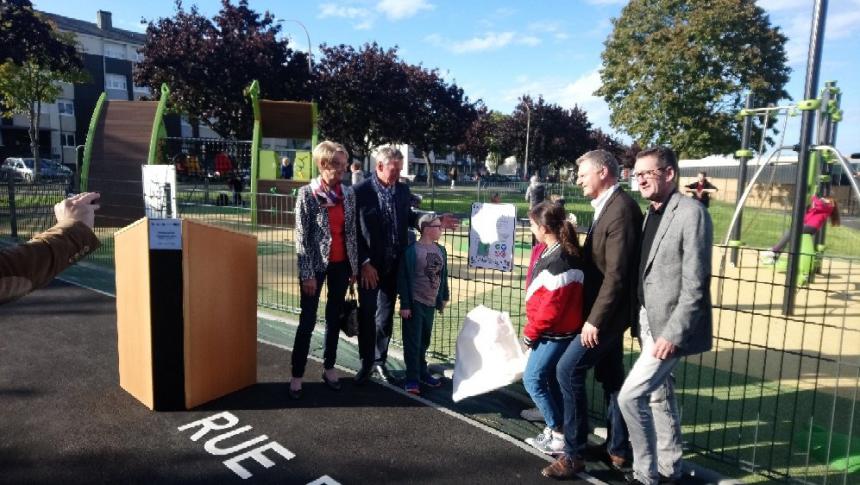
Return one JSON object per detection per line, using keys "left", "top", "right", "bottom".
{"left": 177, "top": 411, "right": 240, "bottom": 442}
{"left": 203, "top": 425, "right": 269, "bottom": 455}
{"left": 178, "top": 412, "right": 297, "bottom": 480}
{"left": 223, "top": 441, "right": 295, "bottom": 480}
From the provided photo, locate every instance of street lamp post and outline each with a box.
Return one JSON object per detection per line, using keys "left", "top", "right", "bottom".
{"left": 276, "top": 18, "right": 312, "bottom": 75}
{"left": 523, "top": 102, "right": 531, "bottom": 180}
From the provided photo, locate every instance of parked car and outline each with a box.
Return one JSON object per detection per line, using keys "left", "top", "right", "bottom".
{"left": 2, "top": 157, "right": 70, "bottom": 182}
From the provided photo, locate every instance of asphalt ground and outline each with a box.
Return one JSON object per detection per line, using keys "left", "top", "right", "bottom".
{"left": 0, "top": 281, "right": 619, "bottom": 485}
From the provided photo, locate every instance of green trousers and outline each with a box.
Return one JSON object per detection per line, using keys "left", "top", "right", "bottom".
{"left": 402, "top": 301, "right": 436, "bottom": 382}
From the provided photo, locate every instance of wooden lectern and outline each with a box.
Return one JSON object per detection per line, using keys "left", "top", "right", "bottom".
{"left": 114, "top": 218, "right": 257, "bottom": 410}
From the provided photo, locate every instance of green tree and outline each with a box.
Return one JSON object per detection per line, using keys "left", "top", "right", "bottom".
{"left": 597, "top": 0, "right": 789, "bottom": 157}
{"left": 135, "top": 0, "right": 311, "bottom": 139}
{"left": 0, "top": 0, "right": 85, "bottom": 180}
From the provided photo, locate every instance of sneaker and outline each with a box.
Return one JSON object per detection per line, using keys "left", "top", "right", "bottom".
{"left": 520, "top": 407, "right": 545, "bottom": 422}
{"left": 525, "top": 426, "right": 553, "bottom": 448}
{"left": 420, "top": 373, "right": 442, "bottom": 388}
{"left": 760, "top": 250, "right": 777, "bottom": 265}
{"left": 527, "top": 428, "right": 565, "bottom": 455}
{"left": 404, "top": 381, "right": 420, "bottom": 395}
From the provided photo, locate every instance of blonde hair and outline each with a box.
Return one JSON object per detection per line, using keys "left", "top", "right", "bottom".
{"left": 313, "top": 141, "right": 348, "bottom": 170}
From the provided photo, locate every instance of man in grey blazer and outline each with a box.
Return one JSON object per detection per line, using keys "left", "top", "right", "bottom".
{"left": 619, "top": 146, "right": 712, "bottom": 485}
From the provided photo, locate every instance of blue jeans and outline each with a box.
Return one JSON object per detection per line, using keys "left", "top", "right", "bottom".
{"left": 291, "top": 261, "right": 350, "bottom": 377}
{"left": 556, "top": 331, "right": 630, "bottom": 459}
{"left": 523, "top": 339, "right": 571, "bottom": 430}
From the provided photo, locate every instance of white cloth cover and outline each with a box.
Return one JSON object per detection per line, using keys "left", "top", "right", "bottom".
{"left": 452, "top": 305, "right": 528, "bottom": 402}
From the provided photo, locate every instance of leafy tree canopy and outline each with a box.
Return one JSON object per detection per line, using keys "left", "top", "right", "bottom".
{"left": 135, "top": 0, "right": 311, "bottom": 139}
{"left": 597, "top": 0, "right": 790, "bottom": 157}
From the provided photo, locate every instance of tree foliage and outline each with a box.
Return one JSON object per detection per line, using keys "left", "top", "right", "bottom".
{"left": 0, "top": 0, "right": 85, "bottom": 179}
{"left": 315, "top": 42, "right": 477, "bottom": 178}
{"left": 496, "top": 96, "right": 595, "bottom": 176}
{"left": 315, "top": 42, "right": 409, "bottom": 160}
{"left": 597, "top": 0, "right": 789, "bottom": 157}
{"left": 135, "top": 0, "right": 311, "bottom": 138}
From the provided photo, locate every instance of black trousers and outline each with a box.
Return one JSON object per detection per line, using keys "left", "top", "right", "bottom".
{"left": 291, "top": 261, "right": 351, "bottom": 377}
{"left": 357, "top": 260, "right": 398, "bottom": 369}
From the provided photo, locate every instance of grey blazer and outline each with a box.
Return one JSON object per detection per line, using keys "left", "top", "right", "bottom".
{"left": 641, "top": 191, "right": 713, "bottom": 356}
{"left": 294, "top": 183, "right": 359, "bottom": 282}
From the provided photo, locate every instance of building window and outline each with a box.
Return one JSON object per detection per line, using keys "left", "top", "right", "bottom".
{"left": 61, "top": 133, "right": 76, "bottom": 147}
{"left": 104, "top": 43, "right": 125, "bottom": 60}
{"left": 105, "top": 73, "right": 127, "bottom": 91}
{"left": 58, "top": 100, "right": 74, "bottom": 116}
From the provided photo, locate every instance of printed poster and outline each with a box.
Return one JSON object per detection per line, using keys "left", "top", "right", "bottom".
{"left": 142, "top": 164, "right": 178, "bottom": 219}
{"left": 469, "top": 202, "right": 516, "bottom": 271}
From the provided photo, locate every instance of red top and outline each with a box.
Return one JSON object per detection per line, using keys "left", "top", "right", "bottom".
{"left": 327, "top": 185, "right": 347, "bottom": 263}
{"left": 803, "top": 195, "right": 834, "bottom": 230}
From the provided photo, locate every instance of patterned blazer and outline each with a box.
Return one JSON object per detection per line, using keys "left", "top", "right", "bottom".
{"left": 294, "top": 183, "right": 359, "bottom": 281}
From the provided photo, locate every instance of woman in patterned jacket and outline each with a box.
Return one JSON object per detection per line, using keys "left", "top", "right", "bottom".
{"left": 522, "top": 201, "right": 586, "bottom": 455}
{"left": 290, "top": 141, "right": 359, "bottom": 399}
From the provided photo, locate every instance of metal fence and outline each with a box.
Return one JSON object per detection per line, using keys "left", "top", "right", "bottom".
{"left": 2, "top": 177, "right": 858, "bottom": 483}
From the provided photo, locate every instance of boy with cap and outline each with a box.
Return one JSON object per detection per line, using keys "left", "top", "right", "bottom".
{"left": 396, "top": 213, "right": 450, "bottom": 394}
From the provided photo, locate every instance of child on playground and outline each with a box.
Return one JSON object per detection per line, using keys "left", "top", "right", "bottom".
{"left": 397, "top": 213, "right": 449, "bottom": 395}
{"left": 522, "top": 201, "right": 585, "bottom": 454}
{"left": 761, "top": 194, "right": 840, "bottom": 264}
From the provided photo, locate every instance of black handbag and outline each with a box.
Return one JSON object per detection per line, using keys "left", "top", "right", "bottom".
{"left": 339, "top": 285, "right": 359, "bottom": 337}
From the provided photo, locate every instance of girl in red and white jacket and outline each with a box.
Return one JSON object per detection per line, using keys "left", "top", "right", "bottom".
{"left": 522, "top": 201, "right": 586, "bottom": 454}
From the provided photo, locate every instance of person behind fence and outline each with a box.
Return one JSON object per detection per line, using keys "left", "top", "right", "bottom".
{"left": 352, "top": 147, "right": 458, "bottom": 386}
{"left": 760, "top": 195, "right": 839, "bottom": 265}
{"left": 228, "top": 171, "right": 243, "bottom": 206}
{"left": 520, "top": 201, "right": 585, "bottom": 456}
{"left": 618, "top": 146, "right": 713, "bottom": 485}
{"left": 396, "top": 213, "right": 449, "bottom": 395}
{"left": 351, "top": 162, "right": 364, "bottom": 186}
{"left": 280, "top": 156, "right": 293, "bottom": 180}
{"left": 1, "top": 192, "right": 100, "bottom": 305}
{"left": 289, "top": 141, "right": 358, "bottom": 399}
{"left": 525, "top": 175, "right": 546, "bottom": 208}
{"left": 541, "top": 149, "right": 640, "bottom": 479}
{"left": 684, "top": 171, "right": 717, "bottom": 208}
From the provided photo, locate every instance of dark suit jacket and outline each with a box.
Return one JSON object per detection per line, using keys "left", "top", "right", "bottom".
{"left": 582, "top": 187, "right": 643, "bottom": 336}
{"left": 353, "top": 177, "right": 419, "bottom": 270}
{"left": 0, "top": 221, "right": 100, "bottom": 304}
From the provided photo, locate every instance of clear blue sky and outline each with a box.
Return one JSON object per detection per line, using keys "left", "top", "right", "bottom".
{"left": 34, "top": 0, "right": 860, "bottom": 156}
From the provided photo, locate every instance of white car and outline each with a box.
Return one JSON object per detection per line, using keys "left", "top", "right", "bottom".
{"left": 2, "top": 157, "right": 70, "bottom": 182}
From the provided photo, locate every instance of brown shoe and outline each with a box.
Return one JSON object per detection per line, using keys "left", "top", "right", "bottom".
{"left": 608, "top": 453, "right": 628, "bottom": 470}
{"left": 541, "top": 455, "right": 585, "bottom": 479}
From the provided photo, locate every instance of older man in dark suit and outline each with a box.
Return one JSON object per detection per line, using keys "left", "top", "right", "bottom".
{"left": 619, "top": 146, "right": 712, "bottom": 485}
{"left": 542, "top": 150, "right": 641, "bottom": 478}
{"left": 352, "top": 147, "right": 455, "bottom": 384}
{"left": 0, "top": 192, "right": 101, "bottom": 304}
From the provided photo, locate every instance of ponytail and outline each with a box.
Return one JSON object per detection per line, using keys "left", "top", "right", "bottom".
{"left": 529, "top": 201, "right": 581, "bottom": 258}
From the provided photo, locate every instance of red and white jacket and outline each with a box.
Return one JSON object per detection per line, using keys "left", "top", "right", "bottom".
{"left": 523, "top": 242, "right": 585, "bottom": 346}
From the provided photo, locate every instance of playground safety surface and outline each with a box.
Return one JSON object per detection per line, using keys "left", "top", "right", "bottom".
{"left": 1, "top": 281, "right": 656, "bottom": 484}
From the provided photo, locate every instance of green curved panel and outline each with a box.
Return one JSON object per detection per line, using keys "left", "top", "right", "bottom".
{"left": 147, "top": 84, "right": 171, "bottom": 165}
{"left": 80, "top": 92, "right": 107, "bottom": 192}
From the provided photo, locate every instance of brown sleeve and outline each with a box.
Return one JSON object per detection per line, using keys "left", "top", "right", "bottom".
{"left": 0, "top": 221, "right": 100, "bottom": 304}
{"left": 586, "top": 202, "right": 641, "bottom": 329}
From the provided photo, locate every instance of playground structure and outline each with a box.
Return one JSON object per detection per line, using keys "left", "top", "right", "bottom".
{"left": 78, "top": 81, "right": 316, "bottom": 228}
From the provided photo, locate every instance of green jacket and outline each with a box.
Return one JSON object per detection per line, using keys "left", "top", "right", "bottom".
{"left": 397, "top": 241, "right": 449, "bottom": 311}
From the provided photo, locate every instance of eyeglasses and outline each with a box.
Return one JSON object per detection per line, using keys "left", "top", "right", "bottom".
{"left": 632, "top": 167, "right": 666, "bottom": 179}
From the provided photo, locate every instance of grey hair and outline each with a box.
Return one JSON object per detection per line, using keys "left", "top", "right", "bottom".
{"left": 576, "top": 149, "right": 620, "bottom": 178}
{"left": 376, "top": 146, "right": 404, "bottom": 166}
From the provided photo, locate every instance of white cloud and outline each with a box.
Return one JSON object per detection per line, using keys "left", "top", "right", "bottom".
{"left": 425, "top": 32, "right": 542, "bottom": 54}
{"left": 318, "top": 3, "right": 375, "bottom": 30}
{"left": 758, "top": 0, "right": 811, "bottom": 12}
{"left": 826, "top": 10, "right": 860, "bottom": 40}
{"left": 376, "top": 0, "right": 434, "bottom": 20}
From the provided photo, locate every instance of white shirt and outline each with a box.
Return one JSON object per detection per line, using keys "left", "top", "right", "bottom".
{"left": 590, "top": 183, "right": 620, "bottom": 224}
